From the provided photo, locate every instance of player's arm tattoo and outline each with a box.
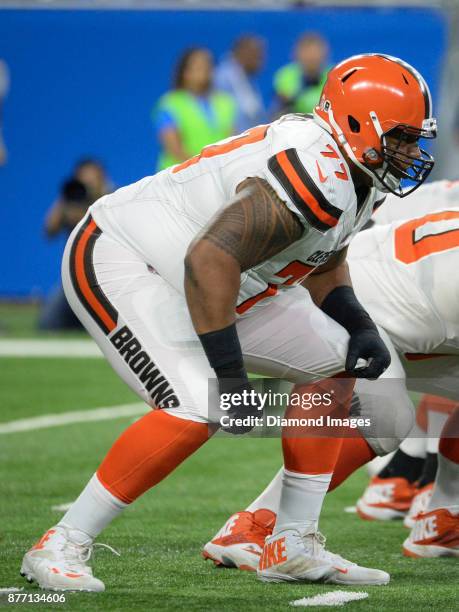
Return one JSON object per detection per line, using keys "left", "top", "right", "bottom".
{"left": 199, "top": 177, "right": 304, "bottom": 272}
{"left": 184, "top": 178, "right": 303, "bottom": 333}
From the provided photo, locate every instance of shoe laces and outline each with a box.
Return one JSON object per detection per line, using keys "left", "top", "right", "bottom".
{"left": 302, "top": 531, "right": 355, "bottom": 569}
{"left": 60, "top": 531, "right": 120, "bottom": 572}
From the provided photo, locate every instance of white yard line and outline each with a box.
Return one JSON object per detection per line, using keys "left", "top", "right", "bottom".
{"left": 51, "top": 502, "right": 74, "bottom": 512}
{"left": 290, "top": 591, "right": 369, "bottom": 607}
{"left": 0, "top": 339, "right": 102, "bottom": 358}
{"left": 0, "top": 403, "right": 148, "bottom": 434}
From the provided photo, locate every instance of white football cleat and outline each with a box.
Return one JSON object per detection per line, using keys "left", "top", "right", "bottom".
{"left": 257, "top": 529, "right": 390, "bottom": 586}
{"left": 21, "top": 526, "right": 115, "bottom": 592}
{"left": 403, "top": 484, "right": 433, "bottom": 529}
{"left": 356, "top": 477, "right": 416, "bottom": 521}
{"left": 202, "top": 509, "right": 275, "bottom": 571}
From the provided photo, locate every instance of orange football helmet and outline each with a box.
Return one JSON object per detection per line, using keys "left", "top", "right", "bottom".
{"left": 314, "top": 54, "right": 436, "bottom": 197}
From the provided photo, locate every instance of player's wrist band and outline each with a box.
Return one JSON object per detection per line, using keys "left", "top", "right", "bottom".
{"left": 320, "top": 285, "right": 378, "bottom": 335}
{"left": 198, "top": 323, "right": 246, "bottom": 379}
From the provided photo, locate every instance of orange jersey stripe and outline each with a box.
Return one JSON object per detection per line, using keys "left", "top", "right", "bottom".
{"left": 395, "top": 211, "right": 459, "bottom": 264}
{"left": 236, "top": 284, "right": 277, "bottom": 315}
{"left": 173, "top": 125, "right": 269, "bottom": 174}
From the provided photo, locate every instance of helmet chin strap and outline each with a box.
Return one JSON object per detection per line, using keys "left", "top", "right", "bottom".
{"left": 367, "top": 110, "right": 402, "bottom": 192}
{"left": 313, "top": 107, "right": 401, "bottom": 192}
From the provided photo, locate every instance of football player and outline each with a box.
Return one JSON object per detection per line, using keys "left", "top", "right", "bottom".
{"left": 204, "top": 181, "right": 459, "bottom": 570}
{"left": 357, "top": 394, "right": 457, "bottom": 526}
{"left": 355, "top": 180, "right": 459, "bottom": 527}
{"left": 21, "top": 54, "right": 435, "bottom": 591}
{"left": 403, "top": 408, "right": 459, "bottom": 557}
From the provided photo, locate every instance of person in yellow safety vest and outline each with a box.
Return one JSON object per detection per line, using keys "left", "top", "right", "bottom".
{"left": 154, "top": 48, "right": 237, "bottom": 171}
{"left": 273, "top": 33, "right": 330, "bottom": 118}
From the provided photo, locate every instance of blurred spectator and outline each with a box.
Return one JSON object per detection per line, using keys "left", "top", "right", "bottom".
{"left": 154, "top": 48, "right": 236, "bottom": 170}
{"left": 273, "top": 32, "right": 329, "bottom": 117}
{"left": 0, "top": 59, "right": 10, "bottom": 166}
{"left": 215, "top": 35, "right": 266, "bottom": 132}
{"left": 38, "top": 159, "right": 112, "bottom": 331}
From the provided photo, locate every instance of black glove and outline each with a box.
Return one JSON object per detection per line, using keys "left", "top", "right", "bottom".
{"left": 321, "top": 286, "right": 391, "bottom": 380}
{"left": 345, "top": 328, "right": 391, "bottom": 379}
{"left": 216, "top": 364, "right": 262, "bottom": 435}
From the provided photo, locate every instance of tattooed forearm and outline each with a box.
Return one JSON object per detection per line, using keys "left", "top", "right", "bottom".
{"left": 200, "top": 177, "right": 303, "bottom": 271}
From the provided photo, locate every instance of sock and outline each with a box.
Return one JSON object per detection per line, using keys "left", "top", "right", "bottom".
{"left": 59, "top": 410, "right": 210, "bottom": 540}
{"left": 417, "top": 452, "right": 438, "bottom": 488}
{"left": 329, "top": 434, "right": 375, "bottom": 492}
{"left": 423, "top": 395, "right": 458, "bottom": 455}
{"left": 416, "top": 394, "right": 429, "bottom": 432}
{"left": 275, "top": 377, "right": 354, "bottom": 534}
{"left": 59, "top": 474, "right": 127, "bottom": 541}
{"left": 426, "top": 410, "right": 448, "bottom": 454}
{"left": 428, "top": 409, "right": 459, "bottom": 511}
{"left": 246, "top": 468, "right": 283, "bottom": 514}
{"left": 426, "top": 409, "right": 449, "bottom": 454}
{"left": 245, "top": 434, "right": 375, "bottom": 515}
{"left": 399, "top": 420, "right": 426, "bottom": 458}
{"left": 378, "top": 448, "right": 424, "bottom": 483}
{"left": 274, "top": 470, "right": 331, "bottom": 534}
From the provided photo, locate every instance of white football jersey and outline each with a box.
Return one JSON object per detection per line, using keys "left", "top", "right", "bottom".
{"left": 372, "top": 179, "right": 459, "bottom": 226}
{"left": 91, "top": 115, "right": 384, "bottom": 316}
{"left": 350, "top": 201, "right": 459, "bottom": 355}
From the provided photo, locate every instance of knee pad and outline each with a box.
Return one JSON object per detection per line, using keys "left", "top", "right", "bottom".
{"left": 351, "top": 379, "right": 415, "bottom": 456}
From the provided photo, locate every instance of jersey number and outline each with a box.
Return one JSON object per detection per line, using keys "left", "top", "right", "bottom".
{"left": 236, "top": 261, "right": 313, "bottom": 314}
{"left": 172, "top": 125, "right": 269, "bottom": 174}
{"left": 394, "top": 210, "right": 459, "bottom": 264}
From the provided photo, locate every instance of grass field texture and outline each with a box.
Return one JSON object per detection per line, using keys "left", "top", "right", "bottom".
{"left": 0, "top": 353, "right": 458, "bottom": 611}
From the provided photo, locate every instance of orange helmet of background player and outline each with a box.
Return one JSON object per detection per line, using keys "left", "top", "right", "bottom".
{"left": 314, "top": 54, "right": 437, "bottom": 197}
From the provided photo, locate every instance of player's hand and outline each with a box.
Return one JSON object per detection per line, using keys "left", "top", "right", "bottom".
{"left": 345, "top": 329, "right": 391, "bottom": 380}
{"left": 217, "top": 370, "right": 262, "bottom": 435}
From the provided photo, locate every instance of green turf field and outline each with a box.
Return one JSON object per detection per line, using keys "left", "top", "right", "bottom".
{"left": 0, "top": 355, "right": 457, "bottom": 611}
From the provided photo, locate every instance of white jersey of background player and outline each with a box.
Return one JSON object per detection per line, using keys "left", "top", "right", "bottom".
{"left": 372, "top": 178, "right": 459, "bottom": 225}
{"left": 351, "top": 184, "right": 459, "bottom": 356}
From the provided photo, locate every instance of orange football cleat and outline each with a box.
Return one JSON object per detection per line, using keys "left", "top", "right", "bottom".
{"left": 202, "top": 509, "right": 275, "bottom": 571}
{"left": 356, "top": 476, "right": 417, "bottom": 520}
{"left": 403, "top": 508, "right": 459, "bottom": 557}
{"left": 403, "top": 483, "right": 434, "bottom": 528}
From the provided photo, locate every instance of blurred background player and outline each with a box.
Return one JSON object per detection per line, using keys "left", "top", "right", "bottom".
{"left": 38, "top": 159, "right": 112, "bottom": 331}
{"left": 403, "top": 408, "right": 459, "bottom": 558}
{"left": 273, "top": 32, "right": 329, "bottom": 117}
{"left": 154, "top": 47, "right": 236, "bottom": 170}
{"left": 215, "top": 35, "right": 266, "bottom": 132}
{"left": 357, "top": 394, "right": 458, "bottom": 526}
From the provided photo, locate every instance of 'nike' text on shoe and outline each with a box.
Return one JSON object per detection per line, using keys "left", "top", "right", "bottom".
{"left": 257, "top": 528, "right": 390, "bottom": 586}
